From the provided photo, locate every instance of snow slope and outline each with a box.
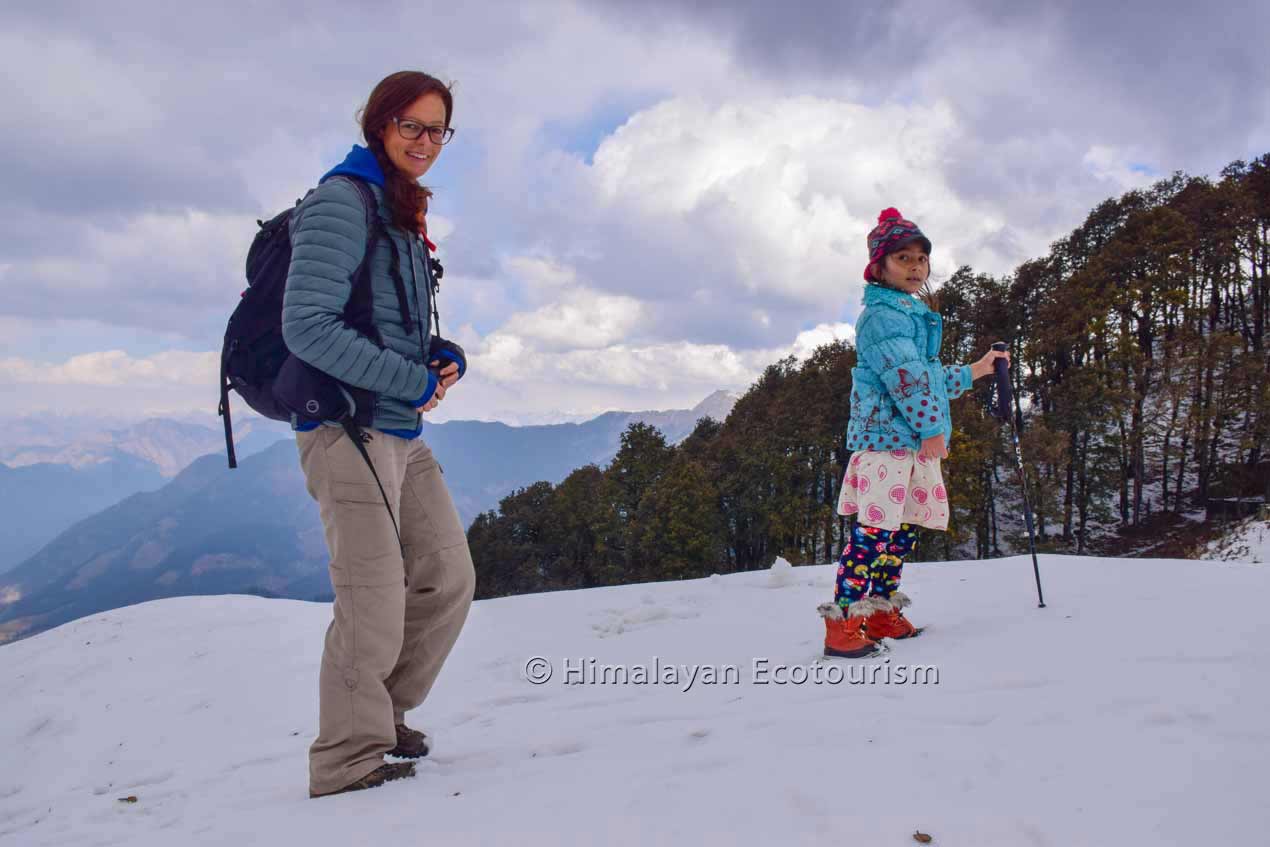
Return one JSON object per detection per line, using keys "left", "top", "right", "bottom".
{"left": 1, "top": 554, "right": 1267, "bottom": 846}
{"left": 1204, "top": 515, "right": 1270, "bottom": 564}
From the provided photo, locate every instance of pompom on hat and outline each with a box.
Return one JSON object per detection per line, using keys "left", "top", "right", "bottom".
{"left": 864, "top": 207, "right": 932, "bottom": 282}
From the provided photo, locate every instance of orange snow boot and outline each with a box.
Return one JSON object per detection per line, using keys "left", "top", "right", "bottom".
{"left": 818, "top": 600, "right": 884, "bottom": 658}
{"left": 863, "top": 591, "right": 923, "bottom": 640}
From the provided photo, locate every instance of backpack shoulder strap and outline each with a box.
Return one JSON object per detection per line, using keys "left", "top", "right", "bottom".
{"left": 347, "top": 178, "right": 380, "bottom": 235}
{"left": 328, "top": 176, "right": 381, "bottom": 272}
{"left": 335, "top": 176, "right": 415, "bottom": 335}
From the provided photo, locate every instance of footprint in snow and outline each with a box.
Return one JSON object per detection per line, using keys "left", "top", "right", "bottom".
{"left": 91, "top": 769, "right": 175, "bottom": 796}
{"left": 590, "top": 603, "right": 701, "bottom": 637}
{"left": 531, "top": 740, "right": 585, "bottom": 758}
{"left": 228, "top": 752, "right": 291, "bottom": 771}
{"left": 483, "top": 692, "right": 550, "bottom": 709}
{"left": 25, "top": 715, "right": 62, "bottom": 738}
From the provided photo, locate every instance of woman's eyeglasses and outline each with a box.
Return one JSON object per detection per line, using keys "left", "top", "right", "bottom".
{"left": 393, "top": 117, "right": 455, "bottom": 145}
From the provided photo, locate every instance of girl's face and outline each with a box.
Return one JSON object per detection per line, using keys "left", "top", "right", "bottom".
{"left": 878, "top": 244, "right": 930, "bottom": 294}
{"left": 380, "top": 92, "right": 448, "bottom": 180}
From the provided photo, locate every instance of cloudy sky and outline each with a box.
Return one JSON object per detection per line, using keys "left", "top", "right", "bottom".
{"left": 2, "top": 0, "right": 1267, "bottom": 425}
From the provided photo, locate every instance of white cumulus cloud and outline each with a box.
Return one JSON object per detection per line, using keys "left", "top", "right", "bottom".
{"left": 0, "top": 350, "right": 218, "bottom": 387}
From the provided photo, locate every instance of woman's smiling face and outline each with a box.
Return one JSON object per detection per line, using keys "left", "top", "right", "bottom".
{"left": 381, "top": 92, "right": 448, "bottom": 180}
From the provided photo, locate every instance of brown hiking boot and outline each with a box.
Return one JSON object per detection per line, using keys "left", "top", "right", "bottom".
{"left": 309, "top": 761, "right": 416, "bottom": 799}
{"left": 818, "top": 599, "right": 884, "bottom": 658}
{"left": 388, "top": 723, "right": 431, "bottom": 759}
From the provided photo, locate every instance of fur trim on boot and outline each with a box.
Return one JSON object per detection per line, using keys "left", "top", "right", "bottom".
{"left": 865, "top": 591, "right": 911, "bottom": 613}
{"left": 818, "top": 596, "right": 889, "bottom": 621}
{"left": 846, "top": 595, "right": 889, "bottom": 618}
{"left": 816, "top": 601, "right": 844, "bottom": 620}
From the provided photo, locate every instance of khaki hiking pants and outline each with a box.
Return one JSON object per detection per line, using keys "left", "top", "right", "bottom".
{"left": 297, "top": 424, "right": 475, "bottom": 796}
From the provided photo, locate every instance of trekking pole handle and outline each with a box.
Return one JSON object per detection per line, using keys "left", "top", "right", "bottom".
{"left": 992, "top": 341, "right": 1013, "bottom": 422}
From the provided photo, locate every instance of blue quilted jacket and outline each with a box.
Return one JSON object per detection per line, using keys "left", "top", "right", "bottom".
{"left": 281, "top": 146, "right": 437, "bottom": 437}
{"left": 845, "top": 283, "right": 973, "bottom": 452}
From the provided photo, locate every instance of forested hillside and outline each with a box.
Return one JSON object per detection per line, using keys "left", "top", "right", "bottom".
{"left": 469, "top": 156, "right": 1270, "bottom": 598}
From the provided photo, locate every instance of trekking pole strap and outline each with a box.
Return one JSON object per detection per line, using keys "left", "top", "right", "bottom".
{"left": 992, "top": 341, "right": 1013, "bottom": 422}
{"left": 219, "top": 357, "right": 238, "bottom": 469}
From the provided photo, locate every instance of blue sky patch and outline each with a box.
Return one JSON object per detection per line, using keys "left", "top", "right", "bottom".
{"left": 540, "top": 96, "right": 659, "bottom": 164}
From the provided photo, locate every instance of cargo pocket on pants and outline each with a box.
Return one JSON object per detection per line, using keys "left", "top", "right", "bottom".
{"left": 403, "top": 459, "right": 467, "bottom": 558}
{"left": 327, "top": 481, "right": 402, "bottom": 586}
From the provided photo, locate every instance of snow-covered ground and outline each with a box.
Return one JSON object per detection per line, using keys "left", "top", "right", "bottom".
{"left": 2, "top": 553, "right": 1268, "bottom": 846}
{"left": 1204, "top": 515, "right": 1270, "bottom": 564}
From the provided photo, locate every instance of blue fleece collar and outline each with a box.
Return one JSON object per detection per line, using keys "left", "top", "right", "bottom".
{"left": 863, "top": 282, "right": 928, "bottom": 314}
{"left": 320, "top": 145, "right": 385, "bottom": 187}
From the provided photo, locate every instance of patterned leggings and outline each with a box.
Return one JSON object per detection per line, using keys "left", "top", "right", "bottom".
{"left": 835, "top": 523, "right": 919, "bottom": 610}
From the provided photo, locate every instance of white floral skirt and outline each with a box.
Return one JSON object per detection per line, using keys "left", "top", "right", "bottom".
{"left": 837, "top": 448, "right": 950, "bottom": 531}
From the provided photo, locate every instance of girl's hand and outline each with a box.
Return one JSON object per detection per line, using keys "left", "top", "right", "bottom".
{"left": 971, "top": 346, "right": 1010, "bottom": 381}
{"left": 919, "top": 434, "right": 948, "bottom": 461}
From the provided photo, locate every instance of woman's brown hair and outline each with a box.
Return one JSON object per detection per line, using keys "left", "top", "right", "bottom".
{"left": 360, "top": 71, "right": 454, "bottom": 231}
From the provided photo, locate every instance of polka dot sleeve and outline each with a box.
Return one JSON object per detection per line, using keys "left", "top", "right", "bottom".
{"left": 944, "top": 364, "right": 973, "bottom": 400}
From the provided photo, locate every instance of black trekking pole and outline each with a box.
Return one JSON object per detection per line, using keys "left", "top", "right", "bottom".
{"left": 992, "top": 341, "right": 1046, "bottom": 608}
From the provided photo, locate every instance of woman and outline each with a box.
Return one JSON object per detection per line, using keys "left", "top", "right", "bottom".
{"left": 281, "top": 71, "right": 476, "bottom": 799}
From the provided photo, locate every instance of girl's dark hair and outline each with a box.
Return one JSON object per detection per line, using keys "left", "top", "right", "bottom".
{"left": 360, "top": 71, "right": 454, "bottom": 231}
{"left": 917, "top": 279, "right": 940, "bottom": 313}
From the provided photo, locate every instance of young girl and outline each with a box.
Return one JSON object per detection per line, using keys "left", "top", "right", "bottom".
{"left": 818, "top": 208, "right": 1008, "bottom": 658}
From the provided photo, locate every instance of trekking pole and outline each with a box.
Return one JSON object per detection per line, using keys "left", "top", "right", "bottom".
{"left": 992, "top": 341, "right": 1046, "bottom": 608}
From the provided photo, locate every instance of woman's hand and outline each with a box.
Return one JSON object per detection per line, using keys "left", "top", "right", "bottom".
{"left": 432, "top": 360, "right": 461, "bottom": 390}
{"left": 417, "top": 379, "right": 447, "bottom": 414}
{"left": 919, "top": 434, "right": 948, "bottom": 461}
{"left": 971, "top": 346, "right": 1010, "bottom": 381}
{"left": 416, "top": 362, "right": 460, "bottom": 414}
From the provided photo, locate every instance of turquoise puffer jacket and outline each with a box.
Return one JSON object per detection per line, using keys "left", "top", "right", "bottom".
{"left": 845, "top": 283, "right": 973, "bottom": 452}
{"left": 282, "top": 146, "right": 437, "bottom": 436}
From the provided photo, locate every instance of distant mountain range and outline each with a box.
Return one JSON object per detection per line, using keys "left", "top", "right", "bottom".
{"left": 420, "top": 389, "right": 739, "bottom": 521}
{"left": 0, "top": 418, "right": 292, "bottom": 575}
{"left": 0, "top": 416, "right": 291, "bottom": 477}
{"left": 0, "top": 446, "right": 325, "bottom": 644}
{"left": 0, "top": 391, "right": 738, "bottom": 644}
{"left": 0, "top": 454, "right": 166, "bottom": 575}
